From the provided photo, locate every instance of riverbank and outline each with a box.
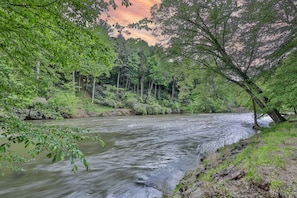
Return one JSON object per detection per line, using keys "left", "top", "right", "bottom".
{"left": 172, "top": 121, "right": 297, "bottom": 198}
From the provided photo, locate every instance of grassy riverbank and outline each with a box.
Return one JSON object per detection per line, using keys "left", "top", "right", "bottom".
{"left": 172, "top": 120, "right": 297, "bottom": 198}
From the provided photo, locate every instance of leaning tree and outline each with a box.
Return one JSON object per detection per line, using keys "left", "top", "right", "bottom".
{"left": 151, "top": 0, "right": 296, "bottom": 123}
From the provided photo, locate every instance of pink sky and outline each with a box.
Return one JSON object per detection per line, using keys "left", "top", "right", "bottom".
{"left": 101, "top": 0, "right": 160, "bottom": 45}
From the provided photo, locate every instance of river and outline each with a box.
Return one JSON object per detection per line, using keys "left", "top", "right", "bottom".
{"left": 0, "top": 113, "right": 271, "bottom": 198}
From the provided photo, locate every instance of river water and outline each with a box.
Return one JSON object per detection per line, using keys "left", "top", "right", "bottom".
{"left": 0, "top": 113, "right": 271, "bottom": 198}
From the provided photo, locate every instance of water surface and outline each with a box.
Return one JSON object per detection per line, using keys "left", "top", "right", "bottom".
{"left": 0, "top": 113, "right": 271, "bottom": 198}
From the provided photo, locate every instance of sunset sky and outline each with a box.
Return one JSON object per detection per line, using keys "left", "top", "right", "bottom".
{"left": 101, "top": 0, "right": 160, "bottom": 45}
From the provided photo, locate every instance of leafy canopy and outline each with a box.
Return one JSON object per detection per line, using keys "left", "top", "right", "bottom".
{"left": 0, "top": 0, "right": 130, "bottom": 173}
{"left": 150, "top": 0, "right": 296, "bottom": 123}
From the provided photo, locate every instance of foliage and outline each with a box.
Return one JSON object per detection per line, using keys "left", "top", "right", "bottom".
{"left": 176, "top": 61, "right": 241, "bottom": 113}
{"left": 47, "top": 90, "right": 78, "bottom": 117}
{"left": 0, "top": 0, "right": 130, "bottom": 173}
{"left": 161, "top": 99, "right": 180, "bottom": 113}
{"left": 0, "top": 117, "right": 104, "bottom": 174}
{"left": 266, "top": 52, "right": 297, "bottom": 113}
{"left": 151, "top": 0, "right": 296, "bottom": 123}
{"left": 76, "top": 90, "right": 113, "bottom": 113}
{"left": 122, "top": 92, "right": 139, "bottom": 107}
{"left": 132, "top": 103, "right": 148, "bottom": 115}
{"left": 145, "top": 104, "right": 162, "bottom": 115}
{"left": 0, "top": 0, "right": 121, "bottom": 108}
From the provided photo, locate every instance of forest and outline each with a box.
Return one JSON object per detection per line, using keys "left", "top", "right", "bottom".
{"left": 0, "top": 0, "right": 296, "bottom": 173}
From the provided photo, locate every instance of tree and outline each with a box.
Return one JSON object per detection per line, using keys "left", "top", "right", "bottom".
{"left": 176, "top": 60, "right": 241, "bottom": 113}
{"left": 150, "top": 51, "right": 173, "bottom": 100}
{"left": 0, "top": 0, "right": 130, "bottom": 173}
{"left": 111, "top": 34, "right": 130, "bottom": 95}
{"left": 134, "top": 39, "right": 151, "bottom": 99}
{"left": 120, "top": 38, "right": 151, "bottom": 99}
{"left": 266, "top": 51, "right": 297, "bottom": 114}
{"left": 78, "top": 27, "right": 117, "bottom": 103}
{"left": 151, "top": 0, "right": 296, "bottom": 123}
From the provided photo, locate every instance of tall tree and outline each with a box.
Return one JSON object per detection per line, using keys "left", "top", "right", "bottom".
{"left": 151, "top": 0, "right": 296, "bottom": 123}
{"left": 0, "top": 0, "right": 130, "bottom": 108}
{"left": 0, "top": 0, "right": 130, "bottom": 173}
{"left": 78, "top": 27, "right": 116, "bottom": 103}
{"left": 122, "top": 38, "right": 151, "bottom": 98}
{"left": 112, "top": 34, "right": 130, "bottom": 95}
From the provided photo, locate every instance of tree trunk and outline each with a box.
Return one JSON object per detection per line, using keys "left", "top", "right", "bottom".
{"left": 36, "top": 61, "right": 40, "bottom": 94}
{"left": 171, "top": 80, "right": 175, "bottom": 99}
{"left": 148, "top": 81, "right": 154, "bottom": 97}
{"left": 92, "top": 77, "right": 96, "bottom": 104}
{"left": 226, "top": 77, "right": 286, "bottom": 124}
{"left": 36, "top": 61, "right": 40, "bottom": 80}
{"left": 266, "top": 109, "right": 286, "bottom": 124}
{"left": 247, "top": 86, "right": 286, "bottom": 124}
{"left": 125, "top": 78, "right": 129, "bottom": 90}
{"left": 78, "top": 75, "right": 81, "bottom": 92}
{"left": 86, "top": 76, "right": 89, "bottom": 90}
{"left": 294, "top": 107, "right": 297, "bottom": 114}
{"left": 158, "top": 85, "right": 161, "bottom": 100}
{"left": 72, "top": 71, "right": 75, "bottom": 91}
{"left": 155, "top": 84, "right": 157, "bottom": 98}
{"left": 140, "top": 76, "right": 144, "bottom": 99}
{"left": 252, "top": 99, "right": 260, "bottom": 129}
{"left": 116, "top": 70, "right": 120, "bottom": 96}
{"left": 250, "top": 94, "right": 286, "bottom": 124}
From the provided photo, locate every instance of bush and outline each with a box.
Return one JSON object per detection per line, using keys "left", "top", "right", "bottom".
{"left": 162, "top": 107, "right": 172, "bottom": 114}
{"left": 48, "top": 91, "right": 78, "bottom": 117}
{"left": 146, "top": 104, "right": 154, "bottom": 115}
{"left": 30, "top": 103, "right": 62, "bottom": 120}
{"left": 100, "top": 98, "right": 124, "bottom": 108}
{"left": 161, "top": 99, "right": 180, "bottom": 113}
{"left": 162, "top": 99, "right": 171, "bottom": 107}
{"left": 132, "top": 103, "right": 147, "bottom": 115}
{"left": 189, "top": 95, "right": 223, "bottom": 113}
{"left": 171, "top": 102, "right": 181, "bottom": 113}
{"left": 145, "top": 96, "right": 157, "bottom": 105}
{"left": 123, "top": 92, "right": 139, "bottom": 108}
{"left": 152, "top": 105, "right": 162, "bottom": 115}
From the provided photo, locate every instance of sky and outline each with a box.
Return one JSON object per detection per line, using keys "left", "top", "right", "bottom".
{"left": 101, "top": 0, "right": 160, "bottom": 45}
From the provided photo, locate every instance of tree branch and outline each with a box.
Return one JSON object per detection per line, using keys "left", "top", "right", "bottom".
{"left": 7, "top": 0, "right": 59, "bottom": 8}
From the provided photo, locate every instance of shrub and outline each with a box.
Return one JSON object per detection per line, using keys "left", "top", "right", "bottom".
{"left": 123, "top": 92, "right": 139, "bottom": 108}
{"left": 132, "top": 103, "right": 147, "bottom": 115}
{"left": 146, "top": 104, "right": 154, "bottom": 115}
{"left": 48, "top": 91, "right": 78, "bottom": 117}
{"left": 162, "top": 107, "right": 172, "bottom": 114}
{"left": 152, "top": 105, "right": 162, "bottom": 114}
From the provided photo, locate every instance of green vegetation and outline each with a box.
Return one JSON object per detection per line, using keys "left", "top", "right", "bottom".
{"left": 174, "top": 121, "right": 297, "bottom": 197}
{"left": 0, "top": 0, "right": 296, "bottom": 175}
{"left": 0, "top": 117, "right": 104, "bottom": 175}
{"left": 0, "top": 0, "right": 130, "bottom": 174}
{"left": 151, "top": 0, "right": 296, "bottom": 123}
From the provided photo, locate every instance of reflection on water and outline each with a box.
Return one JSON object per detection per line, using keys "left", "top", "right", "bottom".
{"left": 0, "top": 113, "right": 271, "bottom": 198}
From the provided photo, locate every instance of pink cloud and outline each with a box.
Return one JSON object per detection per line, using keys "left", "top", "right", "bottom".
{"left": 101, "top": 0, "right": 160, "bottom": 45}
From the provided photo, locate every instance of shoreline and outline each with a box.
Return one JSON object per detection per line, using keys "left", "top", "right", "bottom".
{"left": 171, "top": 121, "right": 297, "bottom": 198}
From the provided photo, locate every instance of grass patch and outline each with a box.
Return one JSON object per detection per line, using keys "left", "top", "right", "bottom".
{"left": 76, "top": 91, "right": 113, "bottom": 113}
{"left": 176, "top": 121, "right": 297, "bottom": 197}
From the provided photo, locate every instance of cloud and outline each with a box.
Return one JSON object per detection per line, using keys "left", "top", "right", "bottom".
{"left": 101, "top": 0, "right": 160, "bottom": 45}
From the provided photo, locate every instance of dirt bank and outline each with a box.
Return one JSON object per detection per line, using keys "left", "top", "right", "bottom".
{"left": 71, "top": 108, "right": 134, "bottom": 118}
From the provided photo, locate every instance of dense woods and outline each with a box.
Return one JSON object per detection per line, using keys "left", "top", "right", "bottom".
{"left": 0, "top": 0, "right": 296, "bottom": 173}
